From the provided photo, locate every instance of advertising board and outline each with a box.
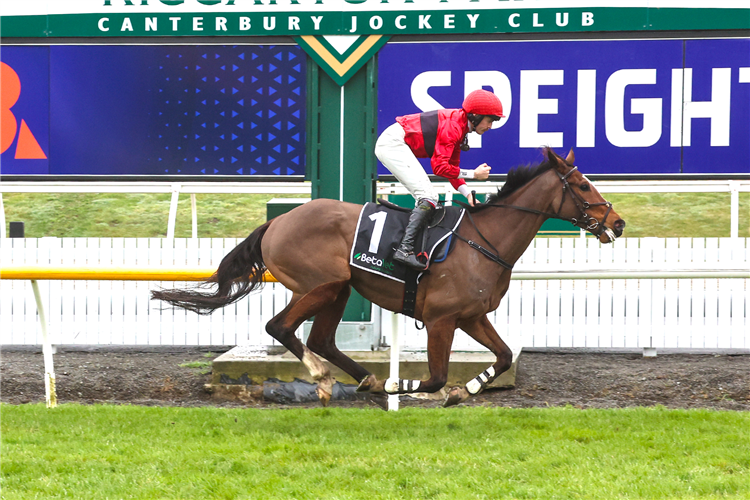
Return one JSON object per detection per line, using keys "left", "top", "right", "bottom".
{"left": 377, "top": 38, "right": 750, "bottom": 175}
{"left": 3, "top": 0, "right": 750, "bottom": 37}
{"left": 0, "top": 45, "right": 306, "bottom": 176}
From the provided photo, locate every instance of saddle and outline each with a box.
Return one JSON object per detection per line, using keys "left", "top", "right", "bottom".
{"left": 349, "top": 199, "right": 465, "bottom": 284}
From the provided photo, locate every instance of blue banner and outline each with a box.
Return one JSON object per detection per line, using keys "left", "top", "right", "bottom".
{"left": 1, "top": 46, "right": 50, "bottom": 174}
{"left": 1, "top": 45, "right": 306, "bottom": 176}
{"left": 377, "top": 38, "right": 750, "bottom": 175}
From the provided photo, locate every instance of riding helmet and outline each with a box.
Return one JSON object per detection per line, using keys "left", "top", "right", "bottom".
{"left": 462, "top": 90, "right": 505, "bottom": 119}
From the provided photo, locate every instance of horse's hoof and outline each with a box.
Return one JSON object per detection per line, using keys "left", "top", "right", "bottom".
{"left": 357, "top": 374, "right": 377, "bottom": 392}
{"left": 443, "top": 386, "right": 469, "bottom": 407}
{"left": 369, "top": 393, "right": 388, "bottom": 410}
{"left": 357, "top": 374, "right": 386, "bottom": 394}
{"left": 316, "top": 386, "right": 332, "bottom": 406}
{"left": 316, "top": 377, "right": 334, "bottom": 406}
{"left": 315, "top": 388, "right": 331, "bottom": 406}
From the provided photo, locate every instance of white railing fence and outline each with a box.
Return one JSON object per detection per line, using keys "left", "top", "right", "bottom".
{"left": 2, "top": 236, "right": 747, "bottom": 350}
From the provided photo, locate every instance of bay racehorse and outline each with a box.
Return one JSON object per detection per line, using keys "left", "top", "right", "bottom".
{"left": 152, "top": 148, "right": 625, "bottom": 407}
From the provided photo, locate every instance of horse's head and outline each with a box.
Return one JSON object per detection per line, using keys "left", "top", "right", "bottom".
{"left": 545, "top": 148, "right": 626, "bottom": 243}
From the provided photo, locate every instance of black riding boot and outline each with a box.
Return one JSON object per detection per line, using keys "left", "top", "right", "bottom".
{"left": 393, "top": 199, "right": 435, "bottom": 271}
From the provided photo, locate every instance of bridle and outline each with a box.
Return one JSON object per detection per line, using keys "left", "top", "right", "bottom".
{"left": 550, "top": 166, "right": 614, "bottom": 236}
{"left": 451, "top": 165, "right": 615, "bottom": 270}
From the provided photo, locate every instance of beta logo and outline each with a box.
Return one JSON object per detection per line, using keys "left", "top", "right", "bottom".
{"left": 1, "top": 62, "right": 47, "bottom": 159}
{"left": 354, "top": 252, "right": 395, "bottom": 272}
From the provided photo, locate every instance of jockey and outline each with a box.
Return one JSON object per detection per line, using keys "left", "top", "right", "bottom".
{"left": 375, "top": 89, "right": 505, "bottom": 271}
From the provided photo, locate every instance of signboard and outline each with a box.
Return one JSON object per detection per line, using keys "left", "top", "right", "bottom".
{"left": 2, "top": 1, "right": 750, "bottom": 37}
{"left": 1, "top": 45, "right": 306, "bottom": 176}
{"left": 378, "top": 38, "right": 750, "bottom": 175}
{"left": 0, "top": 47, "right": 50, "bottom": 174}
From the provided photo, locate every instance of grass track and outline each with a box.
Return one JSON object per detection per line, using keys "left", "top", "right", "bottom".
{"left": 2, "top": 192, "right": 749, "bottom": 238}
{"left": 2, "top": 404, "right": 749, "bottom": 499}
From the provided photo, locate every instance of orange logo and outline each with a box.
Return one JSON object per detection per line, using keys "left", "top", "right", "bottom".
{"left": 1, "top": 61, "right": 47, "bottom": 159}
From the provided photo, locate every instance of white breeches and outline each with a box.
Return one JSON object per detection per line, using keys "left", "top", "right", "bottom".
{"left": 375, "top": 122, "right": 439, "bottom": 203}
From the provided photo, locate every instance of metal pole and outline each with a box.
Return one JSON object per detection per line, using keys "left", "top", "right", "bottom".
{"left": 31, "top": 279, "right": 57, "bottom": 408}
{"left": 339, "top": 85, "right": 345, "bottom": 202}
{"left": 730, "top": 181, "right": 739, "bottom": 238}
{"left": 167, "top": 184, "right": 181, "bottom": 239}
{"left": 190, "top": 193, "right": 198, "bottom": 239}
{"left": 387, "top": 311, "right": 400, "bottom": 411}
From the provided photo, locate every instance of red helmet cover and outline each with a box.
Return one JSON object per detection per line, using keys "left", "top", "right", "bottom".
{"left": 462, "top": 90, "right": 505, "bottom": 118}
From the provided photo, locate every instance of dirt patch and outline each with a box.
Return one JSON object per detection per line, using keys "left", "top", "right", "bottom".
{"left": 2, "top": 347, "right": 748, "bottom": 411}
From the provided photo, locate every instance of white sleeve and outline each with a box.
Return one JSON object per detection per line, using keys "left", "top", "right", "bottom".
{"left": 457, "top": 184, "right": 472, "bottom": 199}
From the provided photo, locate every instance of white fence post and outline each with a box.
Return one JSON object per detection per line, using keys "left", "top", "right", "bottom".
{"left": 730, "top": 181, "right": 739, "bottom": 239}
{"left": 1, "top": 237, "right": 748, "bottom": 349}
{"left": 167, "top": 184, "right": 181, "bottom": 240}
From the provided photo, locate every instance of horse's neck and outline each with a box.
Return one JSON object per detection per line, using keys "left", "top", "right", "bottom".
{"left": 475, "top": 173, "right": 558, "bottom": 265}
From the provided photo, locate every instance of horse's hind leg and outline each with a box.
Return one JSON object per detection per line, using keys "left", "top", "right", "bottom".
{"left": 305, "top": 284, "right": 372, "bottom": 390}
{"left": 444, "top": 315, "right": 513, "bottom": 407}
{"left": 265, "top": 280, "right": 369, "bottom": 406}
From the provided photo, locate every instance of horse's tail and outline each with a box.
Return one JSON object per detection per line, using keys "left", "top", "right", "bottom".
{"left": 151, "top": 220, "right": 272, "bottom": 315}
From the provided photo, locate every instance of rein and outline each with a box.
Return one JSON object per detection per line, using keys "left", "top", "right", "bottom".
{"left": 483, "top": 167, "right": 613, "bottom": 232}
{"left": 452, "top": 166, "right": 614, "bottom": 269}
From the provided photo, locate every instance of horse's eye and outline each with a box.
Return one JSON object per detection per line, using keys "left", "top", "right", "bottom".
{"left": 580, "top": 183, "right": 590, "bottom": 192}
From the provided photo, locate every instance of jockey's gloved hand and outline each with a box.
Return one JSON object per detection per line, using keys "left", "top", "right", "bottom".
{"left": 474, "top": 163, "right": 491, "bottom": 180}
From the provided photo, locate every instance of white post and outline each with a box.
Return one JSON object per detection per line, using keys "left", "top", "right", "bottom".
{"left": 729, "top": 181, "right": 739, "bottom": 239}
{"left": 387, "top": 312, "right": 400, "bottom": 411}
{"left": 167, "top": 184, "right": 181, "bottom": 239}
{"left": 371, "top": 305, "right": 382, "bottom": 346}
{"left": 339, "top": 85, "right": 345, "bottom": 202}
{"left": 190, "top": 193, "right": 198, "bottom": 239}
{"left": 31, "top": 279, "right": 57, "bottom": 408}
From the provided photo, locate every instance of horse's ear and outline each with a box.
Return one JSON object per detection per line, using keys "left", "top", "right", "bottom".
{"left": 544, "top": 147, "right": 564, "bottom": 170}
{"left": 565, "top": 148, "right": 575, "bottom": 164}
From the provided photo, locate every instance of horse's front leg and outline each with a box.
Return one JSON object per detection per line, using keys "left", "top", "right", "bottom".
{"left": 444, "top": 315, "right": 513, "bottom": 407}
{"left": 358, "top": 316, "right": 456, "bottom": 397}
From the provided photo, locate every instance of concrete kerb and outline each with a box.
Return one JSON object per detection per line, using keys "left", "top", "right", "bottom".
{"left": 206, "top": 345, "right": 522, "bottom": 402}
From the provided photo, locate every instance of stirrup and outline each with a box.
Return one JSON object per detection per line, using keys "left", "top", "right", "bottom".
{"left": 394, "top": 248, "right": 427, "bottom": 271}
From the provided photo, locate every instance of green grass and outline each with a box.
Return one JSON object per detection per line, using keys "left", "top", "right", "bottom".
{"left": 2, "top": 192, "right": 749, "bottom": 238}
{"left": 179, "top": 360, "right": 213, "bottom": 374}
{"left": 179, "top": 354, "right": 216, "bottom": 374}
{"left": 2, "top": 404, "right": 748, "bottom": 499}
{"left": 0, "top": 193, "right": 308, "bottom": 239}
{"left": 606, "top": 192, "right": 750, "bottom": 238}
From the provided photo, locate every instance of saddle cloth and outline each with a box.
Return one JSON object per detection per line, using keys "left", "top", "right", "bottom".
{"left": 349, "top": 200, "right": 465, "bottom": 283}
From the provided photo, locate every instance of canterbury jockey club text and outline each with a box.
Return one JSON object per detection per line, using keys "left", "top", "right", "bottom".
{"left": 97, "top": 12, "right": 596, "bottom": 33}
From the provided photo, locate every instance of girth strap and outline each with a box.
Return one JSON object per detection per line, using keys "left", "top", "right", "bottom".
{"left": 401, "top": 268, "right": 419, "bottom": 318}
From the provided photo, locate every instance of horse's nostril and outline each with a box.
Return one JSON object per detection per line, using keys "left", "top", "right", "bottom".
{"left": 615, "top": 219, "right": 626, "bottom": 230}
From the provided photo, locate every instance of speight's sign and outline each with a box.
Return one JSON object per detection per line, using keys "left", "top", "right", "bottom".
{"left": 2, "top": 0, "right": 749, "bottom": 37}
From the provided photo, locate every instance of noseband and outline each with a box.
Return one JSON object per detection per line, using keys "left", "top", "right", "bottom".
{"left": 554, "top": 167, "right": 614, "bottom": 237}
{"left": 452, "top": 165, "right": 615, "bottom": 270}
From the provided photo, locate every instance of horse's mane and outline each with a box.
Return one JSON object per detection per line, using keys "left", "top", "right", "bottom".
{"left": 472, "top": 160, "right": 553, "bottom": 211}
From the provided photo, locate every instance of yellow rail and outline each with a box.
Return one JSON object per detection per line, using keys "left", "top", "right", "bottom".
{"left": 0, "top": 264, "right": 278, "bottom": 408}
{"left": 0, "top": 266, "right": 278, "bottom": 282}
